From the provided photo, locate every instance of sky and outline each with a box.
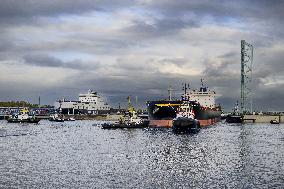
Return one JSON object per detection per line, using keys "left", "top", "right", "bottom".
{"left": 0, "top": 0, "right": 284, "bottom": 111}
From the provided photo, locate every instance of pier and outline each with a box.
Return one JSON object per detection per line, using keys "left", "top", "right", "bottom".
{"left": 243, "top": 115, "right": 283, "bottom": 123}
{"left": 242, "top": 118, "right": 256, "bottom": 123}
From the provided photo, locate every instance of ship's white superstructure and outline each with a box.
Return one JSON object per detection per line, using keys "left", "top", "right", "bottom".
{"left": 184, "top": 89, "right": 216, "bottom": 108}
{"left": 182, "top": 80, "right": 217, "bottom": 108}
{"left": 54, "top": 90, "right": 110, "bottom": 115}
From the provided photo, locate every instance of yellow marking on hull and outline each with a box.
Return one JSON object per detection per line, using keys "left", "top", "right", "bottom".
{"left": 155, "top": 104, "right": 181, "bottom": 107}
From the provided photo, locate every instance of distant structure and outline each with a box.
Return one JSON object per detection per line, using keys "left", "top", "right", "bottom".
{"left": 168, "top": 84, "right": 173, "bottom": 101}
{"left": 241, "top": 40, "right": 253, "bottom": 114}
{"left": 54, "top": 90, "right": 110, "bottom": 115}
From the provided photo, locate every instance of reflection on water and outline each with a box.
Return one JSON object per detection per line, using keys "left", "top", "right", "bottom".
{"left": 0, "top": 120, "right": 283, "bottom": 188}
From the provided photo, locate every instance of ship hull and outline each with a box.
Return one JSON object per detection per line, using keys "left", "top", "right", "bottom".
{"left": 7, "top": 118, "right": 40, "bottom": 123}
{"left": 194, "top": 108, "right": 222, "bottom": 127}
{"left": 225, "top": 115, "right": 243, "bottom": 123}
{"left": 147, "top": 100, "right": 221, "bottom": 127}
{"left": 198, "top": 117, "right": 221, "bottom": 127}
{"left": 147, "top": 100, "right": 182, "bottom": 128}
{"left": 172, "top": 117, "right": 201, "bottom": 133}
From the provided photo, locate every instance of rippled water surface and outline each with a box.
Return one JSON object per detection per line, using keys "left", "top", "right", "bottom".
{"left": 0, "top": 120, "right": 283, "bottom": 188}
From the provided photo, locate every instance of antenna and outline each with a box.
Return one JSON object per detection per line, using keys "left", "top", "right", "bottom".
{"left": 58, "top": 99, "right": 62, "bottom": 113}
{"left": 38, "top": 96, "right": 41, "bottom": 107}
{"left": 135, "top": 96, "right": 138, "bottom": 108}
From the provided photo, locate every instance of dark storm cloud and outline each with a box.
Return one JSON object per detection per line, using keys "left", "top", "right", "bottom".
{"left": 0, "top": 0, "right": 284, "bottom": 111}
{"left": 251, "top": 49, "right": 284, "bottom": 83}
{"left": 158, "top": 57, "right": 188, "bottom": 65}
{"left": 218, "top": 52, "right": 238, "bottom": 59}
{"left": 0, "top": 41, "right": 14, "bottom": 53}
{"left": 203, "top": 59, "right": 235, "bottom": 78}
{"left": 124, "top": 17, "right": 199, "bottom": 37}
{"left": 0, "top": 0, "right": 132, "bottom": 18}
{"left": 202, "top": 45, "right": 284, "bottom": 111}
{"left": 23, "top": 54, "right": 99, "bottom": 70}
{"left": 56, "top": 68, "right": 206, "bottom": 107}
{"left": 201, "top": 57, "right": 241, "bottom": 110}
{"left": 144, "top": 0, "right": 284, "bottom": 40}
{"left": 146, "top": 0, "right": 284, "bottom": 20}
{"left": 1, "top": 0, "right": 283, "bottom": 31}
{"left": 0, "top": 0, "right": 135, "bottom": 27}
{"left": 145, "top": 0, "right": 239, "bottom": 17}
{"left": 251, "top": 82, "right": 284, "bottom": 111}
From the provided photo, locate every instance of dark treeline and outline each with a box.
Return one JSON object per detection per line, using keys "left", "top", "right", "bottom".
{"left": 0, "top": 101, "right": 52, "bottom": 108}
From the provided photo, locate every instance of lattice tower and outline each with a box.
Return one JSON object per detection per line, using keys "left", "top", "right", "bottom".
{"left": 241, "top": 40, "right": 253, "bottom": 114}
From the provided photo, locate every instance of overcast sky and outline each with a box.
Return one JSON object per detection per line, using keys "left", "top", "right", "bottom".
{"left": 0, "top": 0, "right": 284, "bottom": 111}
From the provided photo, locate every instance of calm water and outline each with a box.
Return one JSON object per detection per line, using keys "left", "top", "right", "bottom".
{"left": 0, "top": 120, "right": 283, "bottom": 188}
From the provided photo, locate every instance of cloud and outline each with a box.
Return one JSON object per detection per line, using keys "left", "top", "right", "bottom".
{"left": 123, "top": 16, "right": 200, "bottom": 38}
{"left": 0, "top": 0, "right": 133, "bottom": 19}
{"left": 0, "top": 0, "right": 284, "bottom": 111}
{"left": 23, "top": 54, "right": 100, "bottom": 70}
{"left": 217, "top": 52, "right": 238, "bottom": 59}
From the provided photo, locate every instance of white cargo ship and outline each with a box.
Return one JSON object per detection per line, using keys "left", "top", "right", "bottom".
{"left": 54, "top": 90, "right": 110, "bottom": 115}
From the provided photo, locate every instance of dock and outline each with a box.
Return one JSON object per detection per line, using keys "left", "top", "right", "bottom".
{"left": 242, "top": 118, "right": 256, "bottom": 123}
{"left": 243, "top": 115, "right": 282, "bottom": 123}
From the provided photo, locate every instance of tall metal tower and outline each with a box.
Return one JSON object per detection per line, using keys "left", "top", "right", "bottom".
{"left": 241, "top": 40, "right": 253, "bottom": 114}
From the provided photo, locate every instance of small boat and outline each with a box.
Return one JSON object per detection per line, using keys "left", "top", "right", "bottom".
{"left": 102, "top": 98, "right": 149, "bottom": 129}
{"left": 172, "top": 101, "right": 201, "bottom": 133}
{"left": 226, "top": 114, "right": 243, "bottom": 123}
{"left": 101, "top": 120, "right": 149, "bottom": 129}
{"left": 49, "top": 113, "right": 64, "bottom": 122}
{"left": 225, "top": 101, "right": 243, "bottom": 123}
{"left": 102, "top": 111, "right": 149, "bottom": 129}
{"left": 221, "top": 113, "right": 229, "bottom": 120}
{"left": 7, "top": 108, "right": 40, "bottom": 123}
{"left": 65, "top": 117, "right": 76, "bottom": 121}
{"left": 270, "top": 120, "right": 279, "bottom": 124}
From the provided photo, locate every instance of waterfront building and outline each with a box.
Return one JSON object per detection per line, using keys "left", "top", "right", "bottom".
{"left": 54, "top": 90, "right": 111, "bottom": 115}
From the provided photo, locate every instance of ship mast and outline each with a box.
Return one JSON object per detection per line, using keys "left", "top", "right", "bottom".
{"left": 200, "top": 78, "right": 207, "bottom": 92}
{"left": 168, "top": 84, "right": 173, "bottom": 101}
{"left": 127, "top": 96, "right": 134, "bottom": 113}
{"left": 182, "top": 83, "right": 190, "bottom": 101}
{"left": 201, "top": 78, "right": 204, "bottom": 88}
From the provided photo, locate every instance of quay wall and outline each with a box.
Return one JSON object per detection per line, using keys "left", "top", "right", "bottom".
{"left": 243, "top": 115, "right": 283, "bottom": 123}
{"left": 0, "top": 114, "right": 122, "bottom": 121}
{"left": 65, "top": 114, "right": 122, "bottom": 121}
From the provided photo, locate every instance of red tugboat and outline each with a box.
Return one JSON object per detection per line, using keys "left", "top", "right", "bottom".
{"left": 147, "top": 79, "right": 221, "bottom": 127}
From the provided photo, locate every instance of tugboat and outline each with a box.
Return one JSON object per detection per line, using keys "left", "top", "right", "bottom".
{"left": 7, "top": 108, "right": 40, "bottom": 123}
{"left": 102, "top": 96, "right": 149, "bottom": 129}
{"left": 226, "top": 101, "right": 243, "bottom": 123}
{"left": 270, "top": 119, "right": 279, "bottom": 124}
{"left": 49, "top": 113, "right": 64, "bottom": 122}
{"left": 49, "top": 104, "right": 65, "bottom": 122}
{"left": 172, "top": 101, "right": 200, "bottom": 133}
